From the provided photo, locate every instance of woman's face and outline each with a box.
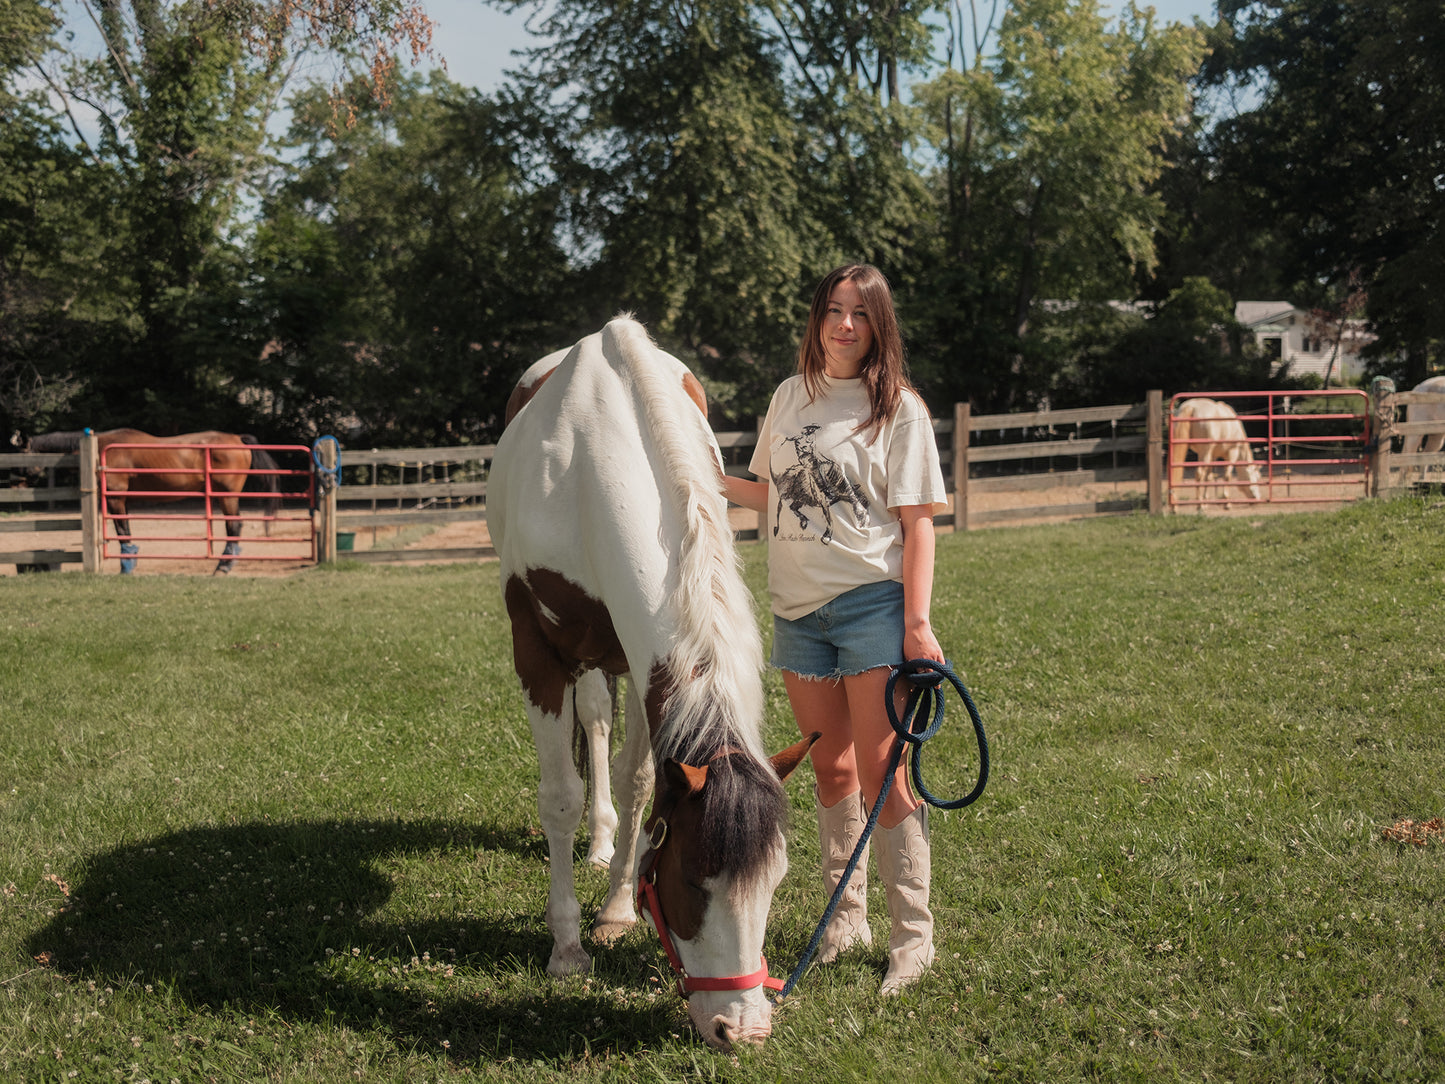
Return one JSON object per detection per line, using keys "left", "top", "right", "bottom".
{"left": 819, "top": 279, "right": 874, "bottom": 379}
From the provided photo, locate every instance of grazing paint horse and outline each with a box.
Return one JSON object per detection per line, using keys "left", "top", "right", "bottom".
{"left": 770, "top": 424, "right": 868, "bottom": 544}
{"left": 27, "top": 429, "right": 280, "bottom": 573}
{"left": 488, "top": 318, "right": 816, "bottom": 1051}
{"left": 1170, "top": 398, "right": 1263, "bottom": 508}
{"left": 1401, "top": 375, "right": 1445, "bottom": 481}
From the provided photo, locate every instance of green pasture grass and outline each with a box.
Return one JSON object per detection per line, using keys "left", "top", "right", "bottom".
{"left": 1, "top": 497, "right": 1442, "bottom": 1082}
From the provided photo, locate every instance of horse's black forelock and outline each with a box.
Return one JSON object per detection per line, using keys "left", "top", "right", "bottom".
{"left": 695, "top": 752, "right": 788, "bottom": 887}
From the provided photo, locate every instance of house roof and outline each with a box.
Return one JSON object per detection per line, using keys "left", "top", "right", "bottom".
{"left": 1234, "top": 301, "right": 1297, "bottom": 330}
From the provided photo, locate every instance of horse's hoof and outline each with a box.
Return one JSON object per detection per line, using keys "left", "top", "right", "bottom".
{"left": 586, "top": 845, "right": 615, "bottom": 870}
{"left": 546, "top": 946, "right": 592, "bottom": 977}
{"left": 590, "top": 918, "right": 636, "bottom": 945}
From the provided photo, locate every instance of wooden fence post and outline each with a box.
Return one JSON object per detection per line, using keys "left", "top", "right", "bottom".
{"left": 316, "top": 440, "right": 338, "bottom": 562}
{"left": 952, "top": 402, "right": 971, "bottom": 531}
{"left": 1146, "top": 390, "right": 1164, "bottom": 514}
{"left": 79, "top": 432, "right": 102, "bottom": 573}
{"left": 1369, "top": 376, "right": 1396, "bottom": 497}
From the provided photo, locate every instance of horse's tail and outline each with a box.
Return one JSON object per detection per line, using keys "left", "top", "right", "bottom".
{"left": 241, "top": 436, "right": 281, "bottom": 536}
{"left": 570, "top": 673, "right": 618, "bottom": 802}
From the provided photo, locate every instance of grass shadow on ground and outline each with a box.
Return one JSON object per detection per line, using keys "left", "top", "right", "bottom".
{"left": 24, "top": 818, "right": 682, "bottom": 1064}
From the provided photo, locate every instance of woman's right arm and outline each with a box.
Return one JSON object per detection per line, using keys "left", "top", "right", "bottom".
{"left": 722, "top": 475, "right": 768, "bottom": 513}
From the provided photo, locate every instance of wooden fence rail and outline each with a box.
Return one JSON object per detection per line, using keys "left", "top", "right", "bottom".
{"left": 0, "top": 444, "right": 101, "bottom": 570}
{"left": 329, "top": 446, "right": 495, "bottom": 563}
{"left": 8, "top": 383, "right": 1443, "bottom": 573}
{"left": 1369, "top": 385, "right": 1445, "bottom": 494}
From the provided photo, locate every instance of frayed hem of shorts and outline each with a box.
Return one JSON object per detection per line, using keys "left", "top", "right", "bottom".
{"left": 779, "top": 662, "right": 896, "bottom": 683}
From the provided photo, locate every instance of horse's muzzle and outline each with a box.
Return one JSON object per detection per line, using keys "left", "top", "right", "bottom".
{"left": 690, "top": 998, "right": 772, "bottom": 1052}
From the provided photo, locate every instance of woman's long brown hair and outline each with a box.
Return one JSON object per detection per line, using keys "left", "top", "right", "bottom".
{"left": 796, "top": 263, "right": 916, "bottom": 443}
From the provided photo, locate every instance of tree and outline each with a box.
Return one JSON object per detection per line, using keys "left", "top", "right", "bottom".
{"left": 0, "top": 0, "right": 128, "bottom": 440}
{"left": 509, "top": 0, "right": 935, "bottom": 421}
{"left": 907, "top": 0, "right": 1207, "bottom": 410}
{"left": 1140, "top": 121, "right": 1297, "bottom": 307}
{"left": 246, "top": 73, "right": 572, "bottom": 445}
{"left": 1206, "top": 0, "right": 1445, "bottom": 385}
{"left": 1051, "top": 277, "right": 1278, "bottom": 405}
{"left": 7, "top": 0, "right": 436, "bottom": 436}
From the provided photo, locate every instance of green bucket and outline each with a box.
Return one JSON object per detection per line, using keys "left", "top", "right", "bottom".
{"left": 336, "top": 531, "right": 355, "bottom": 552}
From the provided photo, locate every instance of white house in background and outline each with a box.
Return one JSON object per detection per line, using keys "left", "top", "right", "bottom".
{"left": 1234, "top": 301, "right": 1374, "bottom": 384}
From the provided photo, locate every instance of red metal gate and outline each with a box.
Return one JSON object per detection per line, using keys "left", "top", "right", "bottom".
{"left": 1168, "top": 390, "right": 1371, "bottom": 509}
{"left": 99, "top": 441, "right": 317, "bottom": 568}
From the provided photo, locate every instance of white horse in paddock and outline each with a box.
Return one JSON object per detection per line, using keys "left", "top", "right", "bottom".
{"left": 1170, "top": 397, "right": 1263, "bottom": 508}
{"left": 487, "top": 317, "right": 815, "bottom": 1052}
{"left": 1400, "top": 375, "right": 1445, "bottom": 481}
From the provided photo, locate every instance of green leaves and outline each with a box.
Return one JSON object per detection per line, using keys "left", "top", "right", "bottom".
{"left": 1207, "top": 0, "right": 1445, "bottom": 383}
{"left": 907, "top": 0, "right": 1207, "bottom": 411}
{"left": 248, "top": 73, "right": 572, "bottom": 444}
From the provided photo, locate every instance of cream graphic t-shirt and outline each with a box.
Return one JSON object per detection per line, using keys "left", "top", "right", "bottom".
{"left": 750, "top": 374, "right": 947, "bottom": 620}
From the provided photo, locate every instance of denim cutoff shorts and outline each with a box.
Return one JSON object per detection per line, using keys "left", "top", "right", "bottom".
{"left": 771, "top": 579, "right": 905, "bottom": 680}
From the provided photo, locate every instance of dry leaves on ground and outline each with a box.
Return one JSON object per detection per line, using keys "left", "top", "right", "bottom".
{"left": 1381, "top": 817, "right": 1444, "bottom": 846}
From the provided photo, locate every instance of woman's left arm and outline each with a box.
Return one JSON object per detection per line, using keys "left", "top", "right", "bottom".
{"left": 898, "top": 504, "right": 944, "bottom": 663}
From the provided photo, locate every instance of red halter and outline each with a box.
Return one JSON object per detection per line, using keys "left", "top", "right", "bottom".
{"left": 636, "top": 812, "right": 784, "bottom": 998}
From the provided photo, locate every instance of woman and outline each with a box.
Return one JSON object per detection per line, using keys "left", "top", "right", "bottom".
{"left": 723, "top": 263, "right": 947, "bottom": 995}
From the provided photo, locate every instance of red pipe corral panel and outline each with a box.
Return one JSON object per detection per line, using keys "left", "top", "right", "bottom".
{"left": 1168, "top": 390, "right": 1370, "bottom": 509}
{"left": 98, "top": 442, "right": 317, "bottom": 568}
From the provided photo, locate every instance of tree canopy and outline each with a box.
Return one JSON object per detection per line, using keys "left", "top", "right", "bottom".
{"left": 1201, "top": 0, "right": 1445, "bottom": 385}
{"left": 4, "top": 0, "right": 1437, "bottom": 446}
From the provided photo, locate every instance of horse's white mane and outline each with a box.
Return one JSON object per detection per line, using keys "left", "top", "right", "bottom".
{"left": 602, "top": 317, "right": 766, "bottom": 767}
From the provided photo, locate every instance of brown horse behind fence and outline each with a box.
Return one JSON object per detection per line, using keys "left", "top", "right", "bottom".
{"left": 26, "top": 429, "right": 281, "bottom": 574}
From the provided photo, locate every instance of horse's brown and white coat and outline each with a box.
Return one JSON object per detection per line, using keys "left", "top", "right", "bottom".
{"left": 487, "top": 318, "right": 806, "bottom": 1050}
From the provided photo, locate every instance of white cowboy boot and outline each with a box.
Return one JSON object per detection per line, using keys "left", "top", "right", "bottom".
{"left": 876, "top": 805, "right": 934, "bottom": 995}
{"left": 815, "top": 789, "right": 872, "bottom": 963}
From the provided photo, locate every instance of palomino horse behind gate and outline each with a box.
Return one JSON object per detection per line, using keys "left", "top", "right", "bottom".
{"left": 26, "top": 429, "right": 281, "bottom": 574}
{"left": 488, "top": 318, "right": 816, "bottom": 1052}
{"left": 1170, "top": 398, "right": 1263, "bottom": 508}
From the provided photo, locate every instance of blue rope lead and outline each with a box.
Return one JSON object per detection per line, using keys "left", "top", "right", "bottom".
{"left": 311, "top": 436, "right": 341, "bottom": 494}
{"left": 776, "top": 658, "right": 989, "bottom": 998}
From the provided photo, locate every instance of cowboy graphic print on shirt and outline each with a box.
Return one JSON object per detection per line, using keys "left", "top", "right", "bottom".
{"left": 750, "top": 373, "right": 947, "bottom": 622}
{"left": 770, "top": 424, "right": 868, "bottom": 545}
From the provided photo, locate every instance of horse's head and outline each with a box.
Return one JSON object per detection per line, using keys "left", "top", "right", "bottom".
{"left": 640, "top": 734, "right": 817, "bottom": 1051}
{"left": 1241, "top": 457, "right": 1264, "bottom": 501}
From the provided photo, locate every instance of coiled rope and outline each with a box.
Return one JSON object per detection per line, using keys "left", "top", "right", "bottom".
{"left": 311, "top": 436, "right": 341, "bottom": 494}
{"left": 776, "top": 658, "right": 988, "bottom": 998}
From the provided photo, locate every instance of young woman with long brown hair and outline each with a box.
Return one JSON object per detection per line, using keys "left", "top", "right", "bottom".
{"left": 723, "top": 263, "right": 946, "bottom": 994}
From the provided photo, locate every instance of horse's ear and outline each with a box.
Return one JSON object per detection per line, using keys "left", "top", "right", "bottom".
{"left": 769, "top": 733, "right": 820, "bottom": 782}
{"left": 662, "top": 758, "right": 709, "bottom": 796}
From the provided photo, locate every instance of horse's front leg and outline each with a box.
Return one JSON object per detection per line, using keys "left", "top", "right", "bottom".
{"left": 576, "top": 670, "right": 618, "bottom": 869}
{"left": 529, "top": 687, "right": 592, "bottom": 976}
{"left": 591, "top": 679, "right": 653, "bottom": 945}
